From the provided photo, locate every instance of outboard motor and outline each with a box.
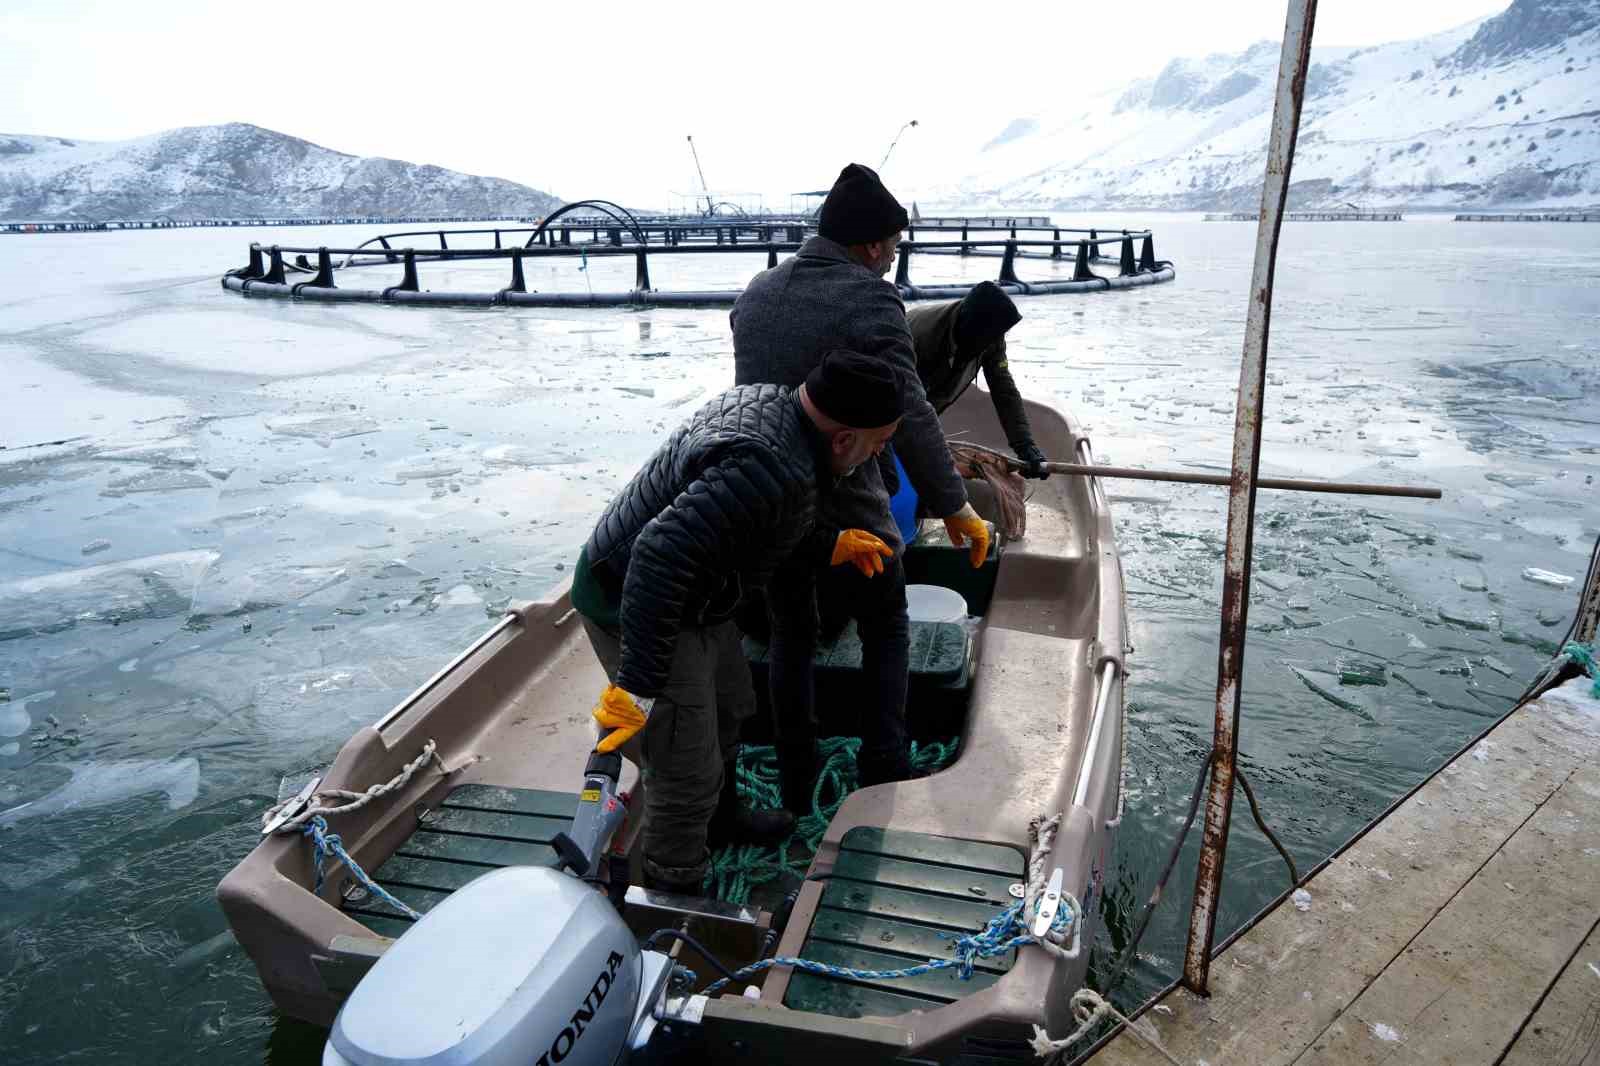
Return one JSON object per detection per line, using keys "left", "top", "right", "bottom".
{"left": 326, "top": 865, "right": 673, "bottom": 1066}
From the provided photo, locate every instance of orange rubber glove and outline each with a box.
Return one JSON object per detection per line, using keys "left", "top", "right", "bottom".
{"left": 591, "top": 684, "right": 652, "bottom": 753}
{"left": 943, "top": 503, "right": 991, "bottom": 569}
{"left": 831, "top": 528, "right": 894, "bottom": 577}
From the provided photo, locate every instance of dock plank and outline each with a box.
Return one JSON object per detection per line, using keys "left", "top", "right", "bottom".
{"left": 1294, "top": 763, "right": 1600, "bottom": 1064}
{"left": 1499, "top": 919, "right": 1600, "bottom": 1066}
{"left": 1090, "top": 681, "right": 1600, "bottom": 1066}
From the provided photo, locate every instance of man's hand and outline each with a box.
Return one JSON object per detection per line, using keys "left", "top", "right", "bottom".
{"left": 943, "top": 503, "right": 991, "bottom": 569}
{"left": 831, "top": 528, "right": 894, "bottom": 577}
{"left": 1018, "top": 443, "right": 1051, "bottom": 480}
{"left": 591, "top": 684, "right": 653, "bottom": 753}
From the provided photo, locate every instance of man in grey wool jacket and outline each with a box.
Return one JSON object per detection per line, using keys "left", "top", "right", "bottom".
{"left": 731, "top": 162, "right": 990, "bottom": 808}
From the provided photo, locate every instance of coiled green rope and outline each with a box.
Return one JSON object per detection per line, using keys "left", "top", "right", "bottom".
{"left": 704, "top": 736, "right": 959, "bottom": 905}
{"left": 1563, "top": 641, "right": 1599, "bottom": 697}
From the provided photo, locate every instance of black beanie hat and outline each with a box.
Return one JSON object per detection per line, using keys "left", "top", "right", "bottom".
{"left": 817, "top": 163, "right": 909, "bottom": 247}
{"left": 954, "top": 281, "right": 1023, "bottom": 354}
{"left": 805, "top": 349, "right": 906, "bottom": 429}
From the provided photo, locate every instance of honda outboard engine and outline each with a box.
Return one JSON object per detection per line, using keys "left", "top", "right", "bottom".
{"left": 325, "top": 865, "right": 673, "bottom": 1066}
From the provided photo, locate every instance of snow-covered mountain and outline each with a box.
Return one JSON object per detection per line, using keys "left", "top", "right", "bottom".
{"left": 0, "top": 123, "right": 560, "bottom": 221}
{"left": 920, "top": 0, "right": 1600, "bottom": 211}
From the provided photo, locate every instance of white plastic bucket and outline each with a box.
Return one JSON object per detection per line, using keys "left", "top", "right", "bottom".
{"left": 905, "top": 583, "right": 968, "bottom": 624}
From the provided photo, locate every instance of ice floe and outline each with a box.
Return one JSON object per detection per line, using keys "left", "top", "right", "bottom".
{"left": 0, "top": 756, "right": 200, "bottom": 827}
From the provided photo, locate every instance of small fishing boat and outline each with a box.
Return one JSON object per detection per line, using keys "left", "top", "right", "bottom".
{"left": 218, "top": 385, "right": 1127, "bottom": 1064}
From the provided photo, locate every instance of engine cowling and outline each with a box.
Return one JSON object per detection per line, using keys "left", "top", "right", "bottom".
{"left": 325, "top": 865, "right": 643, "bottom": 1066}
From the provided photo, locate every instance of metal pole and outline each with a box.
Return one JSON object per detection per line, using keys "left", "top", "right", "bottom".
{"left": 1182, "top": 0, "right": 1318, "bottom": 996}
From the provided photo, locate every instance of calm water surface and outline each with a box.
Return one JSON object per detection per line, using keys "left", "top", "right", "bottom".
{"left": 0, "top": 216, "right": 1596, "bottom": 1064}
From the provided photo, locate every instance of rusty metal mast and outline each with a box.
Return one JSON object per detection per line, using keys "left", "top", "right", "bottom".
{"left": 1181, "top": 0, "right": 1320, "bottom": 995}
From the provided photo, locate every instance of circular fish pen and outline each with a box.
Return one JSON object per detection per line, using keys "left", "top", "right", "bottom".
{"left": 220, "top": 200, "right": 1175, "bottom": 308}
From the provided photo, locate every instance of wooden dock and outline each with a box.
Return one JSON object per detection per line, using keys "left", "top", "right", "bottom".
{"left": 1087, "top": 674, "right": 1600, "bottom": 1066}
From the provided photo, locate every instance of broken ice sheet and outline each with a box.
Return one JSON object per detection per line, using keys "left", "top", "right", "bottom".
{"left": 267, "top": 413, "right": 380, "bottom": 440}
{"left": 0, "top": 550, "right": 218, "bottom": 641}
{"left": 102, "top": 469, "right": 213, "bottom": 496}
{"left": 0, "top": 757, "right": 200, "bottom": 827}
{"left": 188, "top": 563, "right": 347, "bottom": 618}
{"left": 1291, "top": 667, "right": 1376, "bottom": 721}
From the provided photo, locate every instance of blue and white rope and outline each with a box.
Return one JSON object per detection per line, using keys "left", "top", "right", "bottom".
{"left": 702, "top": 891, "right": 1077, "bottom": 997}
{"left": 303, "top": 814, "right": 422, "bottom": 920}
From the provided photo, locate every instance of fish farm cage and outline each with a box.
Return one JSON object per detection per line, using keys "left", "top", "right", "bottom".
{"left": 220, "top": 199, "right": 1175, "bottom": 308}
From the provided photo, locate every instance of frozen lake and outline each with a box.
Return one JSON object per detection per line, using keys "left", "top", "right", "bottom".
{"left": 0, "top": 216, "right": 1596, "bottom": 1063}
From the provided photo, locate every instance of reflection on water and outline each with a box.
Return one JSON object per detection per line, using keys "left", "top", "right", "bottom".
{"left": 0, "top": 217, "right": 1595, "bottom": 1063}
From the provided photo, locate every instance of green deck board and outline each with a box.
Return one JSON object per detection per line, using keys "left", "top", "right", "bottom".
{"left": 831, "top": 851, "right": 1020, "bottom": 904}
{"left": 797, "top": 941, "right": 1002, "bottom": 1001}
{"left": 807, "top": 908, "right": 1013, "bottom": 976}
{"left": 393, "top": 829, "right": 563, "bottom": 868}
{"left": 418, "top": 805, "right": 568, "bottom": 843}
{"left": 820, "top": 876, "right": 1005, "bottom": 930}
{"left": 346, "top": 881, "right": 451, "bottom": 921}
{"left": 440, "top": 785, "right": 577, "bottom": 820}
{"left": 785, "top": 972, "right": 952, "bottom": 1019}
{"left": 791, "top": 826, "right": 1028, "bottom": 1018}
{"left": 839, "top": 827, "right": 1023, "bottom": 877}
{"left": 341, "top": 783, "right": 577, "bottom": 937}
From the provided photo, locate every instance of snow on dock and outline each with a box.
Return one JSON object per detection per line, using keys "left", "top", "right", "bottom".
{"left": 1087, "top": 672, "right": 1600, "bottom": 1066}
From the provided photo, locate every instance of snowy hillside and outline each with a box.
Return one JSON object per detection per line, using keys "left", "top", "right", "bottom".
{"left": 920, "top": 0, "right": 1600, "bottom": 211}
{"left": 0, "top": 123, "right": 561, "bottom": 221}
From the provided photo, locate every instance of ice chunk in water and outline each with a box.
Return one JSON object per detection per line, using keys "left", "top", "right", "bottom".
{"left": 0, "top": 757, "right": 200, "bottom": 826}
{"left": 188, "top": 563, "right": 347, "bottom": 618}
{"left": 436, "top": 583, "right": 484, "bottom": 607}
{"left": 1521, "top": 567, "right": 1573, "bottom": 588}
{"left": 1437, "top": 605, "right": 1493, "bottom": 631}
{"left": 102, "top": 469, "right": 212, "bottom": 496}
{"left": 395, "top": 463, "right": 462, "bottom": 481}
{"left": 267, "top": 413, "right": 380, "bottom": 440}
{"left": 1337, "top": 658, "right": 1387, "bottom": 686}
{"left": 0, "top": 551, "right": 218, "bottom": 641}
{"left": 81, "top": 539, "right": 112, "bottom": 556}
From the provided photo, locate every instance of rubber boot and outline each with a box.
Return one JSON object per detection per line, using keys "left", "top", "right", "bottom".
{"left": 778, "top": 740, "right": 820, "bottom": 818}
{"left": 707, "top": 759, "right": 795, "bottom": 846}
{"left": 857, "top": 744, "right": 912, "bottom": 789}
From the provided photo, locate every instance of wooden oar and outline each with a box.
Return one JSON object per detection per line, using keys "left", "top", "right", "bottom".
{"left": 953, "top": 441, "right": 1442, "bottom": 499}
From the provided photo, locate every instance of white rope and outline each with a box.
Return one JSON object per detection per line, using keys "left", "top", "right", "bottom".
{"left": 1024, "top": 812, "right": 1182, "bottom": 1063}
{"left": 1030, "top": 988, "right": 1183, "bottom": 1065}
{"left": 1025, "top": 813, "right": 1081, "bottom": 962}
{"left": 262, "top": 740, "right": 446, "bottom": 833}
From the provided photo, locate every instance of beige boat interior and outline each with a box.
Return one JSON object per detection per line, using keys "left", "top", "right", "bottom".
{"left": 218, "top": 386, "right": 1126, "bottom": 1063}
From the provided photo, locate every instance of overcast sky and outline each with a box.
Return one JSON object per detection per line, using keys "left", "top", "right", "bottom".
{"left": 1, "top": 0, "right": 1508, "bottom": 206}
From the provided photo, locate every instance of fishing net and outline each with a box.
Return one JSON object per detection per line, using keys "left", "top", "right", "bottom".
{"left": 703, "top": 736, "right": 959, "bottom": 905}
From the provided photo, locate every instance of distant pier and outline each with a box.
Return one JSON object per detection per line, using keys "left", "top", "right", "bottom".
{"left": 1204, "top": 210, "right": 1404, "bottom": 221}
{"left": 0, "top": 213, "right": 544, "bottom": 235}
{"left": 1454, "top": 211, "right": 1598, "bottom": 222}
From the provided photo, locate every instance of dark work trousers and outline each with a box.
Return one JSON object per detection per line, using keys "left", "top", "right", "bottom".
{"left": 580, "top": 615, "right": 753, "bottom": 890}
{"left": 767, "top": 554, "right": 912, "bottom": 785}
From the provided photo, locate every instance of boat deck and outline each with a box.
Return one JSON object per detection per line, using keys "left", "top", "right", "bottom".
{"left": 1087, "top": 675, "right": 1600, "bottom": 1066}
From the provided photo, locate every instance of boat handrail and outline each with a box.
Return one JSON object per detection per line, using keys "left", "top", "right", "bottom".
{"left": 373, "top": 612, "right": 520, "bottom": 733}
{"left": 1075, "top": 437, "right": 1108, "bottom": 515}
{"left": 1072, "top": 659, "right": 1121, "bottom": 810}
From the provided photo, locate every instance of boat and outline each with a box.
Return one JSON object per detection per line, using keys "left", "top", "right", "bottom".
{"left": 218, "top": 383, "right": 1128, "bottom": 1063}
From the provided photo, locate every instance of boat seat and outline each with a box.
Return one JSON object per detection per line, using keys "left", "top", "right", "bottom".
{"left": 741, "top": 619, "right": 972, "bottom": 742}
{"left": 337, "top": 784, "right": 574, "bottom": 939}
{"left": 782, "top": 825, "right": 1025, "bottom": 1019}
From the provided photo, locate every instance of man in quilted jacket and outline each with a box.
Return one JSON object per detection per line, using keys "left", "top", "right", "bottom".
{"left": 732, "top": 163, "right": 991, "bottom": 809}
{"left": 569, "top": 352, "right": 905, "bottom": 893}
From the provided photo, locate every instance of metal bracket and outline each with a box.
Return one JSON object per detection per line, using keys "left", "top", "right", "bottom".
{"left": 262, "top": 775, "right": 321, "bottom": 836}
{"left": 1032, "top": 867, "right": 1064, "bottom": 937}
